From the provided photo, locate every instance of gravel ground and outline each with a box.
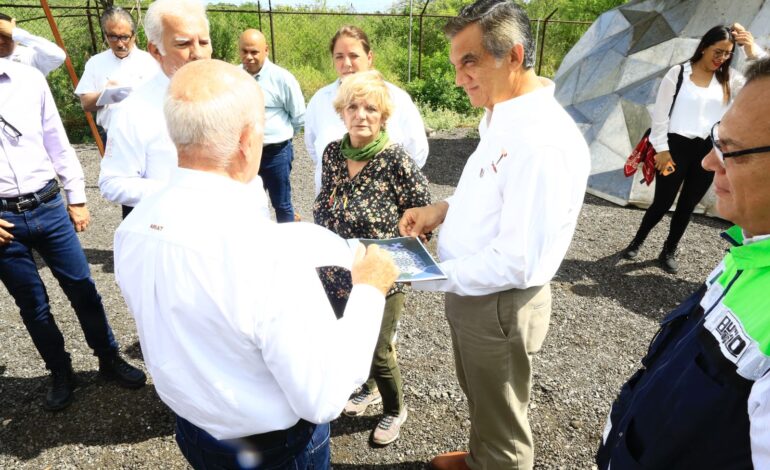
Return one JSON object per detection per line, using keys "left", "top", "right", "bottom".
{"left": 0, "top": 130, "right": 730, "bottom": 469}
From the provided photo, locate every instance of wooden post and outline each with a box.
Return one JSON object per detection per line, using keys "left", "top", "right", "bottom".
{"left": 40, "top": 0, "right": 105, "bottom": 156}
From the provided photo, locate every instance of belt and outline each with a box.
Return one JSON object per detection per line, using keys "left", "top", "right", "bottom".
{"left": 263, "top": 139, "right": 290, "bottom": 151}
{"left": 236, "top": 419, "right": 313, "bottom": 449}
{"left": 0, "top": 180, "right": 60, "bottom": 213}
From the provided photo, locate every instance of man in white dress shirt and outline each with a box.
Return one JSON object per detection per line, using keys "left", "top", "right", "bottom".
{"left": 399, "top": 2, "right": 589, "bottom": 469}
{"left": 114, "top": 59, "right": 398, "bottom": 470}
{"left": 74, "top": 7, "right": 158, "bottom": 143}
{"left": 99, "top": 0, "right": 214, "bottom": 219}
{"left": 0, "top": 13, "right": 66, "bottom": 76}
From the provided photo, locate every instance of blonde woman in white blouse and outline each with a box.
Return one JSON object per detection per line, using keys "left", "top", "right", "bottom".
{"left": 622, "top": 25, "right": 745, "bottom": 274}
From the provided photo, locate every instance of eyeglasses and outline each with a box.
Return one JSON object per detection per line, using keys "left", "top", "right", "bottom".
{"left": 0, "top": 114, "right": 22, "bottom": 139}
{"left": 712, "top": 48, "right": 733, "bottom": 59}
{"left": 710, "top": 121, "right": 770, "bottom": 166}
{"left": 106, "top": 34, "right": 133, "bottom": 43}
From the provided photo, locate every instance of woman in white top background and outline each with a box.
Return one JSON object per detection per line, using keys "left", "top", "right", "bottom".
{"left": 304, "top": 25, "right": 429, "bottom": 196}
{"left": 622, "top": 25, "right": 745, "bottom": 274}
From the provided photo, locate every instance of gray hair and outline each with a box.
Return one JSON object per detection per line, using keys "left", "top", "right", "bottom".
{"left": 164, "top": 62, "right": 263, "bottom": 169}
{"left": 745, "top": 55, "right": 770, "bottom": 84}
{"left": 100, "top": 7, "right": 135, "bottom": 34}
{"left": 144, "top": 0, "right": 208, "bottom": 55}
{"left": 444, "top": 0, "right": 535, "bottom": 69}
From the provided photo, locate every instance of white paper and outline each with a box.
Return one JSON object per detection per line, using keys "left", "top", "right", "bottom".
{"left": 96, "top": 85, "right": 133, "bottom": 106}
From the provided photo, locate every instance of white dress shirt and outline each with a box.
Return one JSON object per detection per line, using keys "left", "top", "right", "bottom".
{"left": 114, "top": 168, "right": 385, "bottom": 440}
{"left": 304, "top": 79, "right": 428, "bottom": 195}
{"left": 98, "top": 72, "right": 173, "bottom": 207}
{"left": 742, "top": 233, "right": 770, "bottom": 468}
{"left": 416, "top": 79, "right": 590, "bottom": 296}
{"left": 100, "top": 72, "right": 270, "bottom": 215}
{"left": 649, "top": 62, "right": 744, "bottom": 153}
{"left": 0, "top": 59, "right": 84, "bottom": 203}
{"left": 7, "top": 27, "right": 66, "bottom": 76}
{"left": 74, "top": 48, "right": 159, "bottom": 130}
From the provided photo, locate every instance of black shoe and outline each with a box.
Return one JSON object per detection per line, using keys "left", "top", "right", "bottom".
{"left": 99, "top": 354, "right": 146, "bottom": 389}
{"left": 622, "top": 240, "right": 643, "bottom": 260}
{"left": 45, "top": 366, "right": 76, "bottom": 411}
{"left": 659, "top": 246, "right": 679, "bottom": 274}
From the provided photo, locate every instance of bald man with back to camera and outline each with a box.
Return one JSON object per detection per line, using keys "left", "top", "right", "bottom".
{"left": 113, "top": 59, "right": 398, "bottom": 470}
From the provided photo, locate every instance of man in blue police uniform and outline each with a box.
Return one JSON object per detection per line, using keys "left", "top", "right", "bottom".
{"left": 239, "top": 29, "right": 305, "bottom": 223}
{"left": 597, "top": 56, "right": 770, "bottom": 469}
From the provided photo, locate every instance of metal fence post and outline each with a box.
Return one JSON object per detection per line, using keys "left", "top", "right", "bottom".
{"left": 537, "top": 8, "right": 557, "bottom": 76}
{"left": 267, "top": 0, "right": 276, "bottom": 63}
{"left": 85, "top": 0, "right": 98, "bottom": 55}
{"left": 257, "top": 0, "right": 262, "bottom": 32}
{"left": 417, "top": 0, "right": 430, "bottom": 80}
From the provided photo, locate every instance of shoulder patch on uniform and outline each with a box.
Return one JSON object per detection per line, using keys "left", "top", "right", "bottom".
{"left": 704, "top": 304, "right": 770, "bottom": 380}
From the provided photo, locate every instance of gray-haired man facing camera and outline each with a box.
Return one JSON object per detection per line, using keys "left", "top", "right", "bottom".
{"left": 399, "top": 1, "right": 590, "bottom": 469}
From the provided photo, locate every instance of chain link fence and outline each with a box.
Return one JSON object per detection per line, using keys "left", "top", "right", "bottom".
{"left": 1, "top": 2, "right": 591, "bottom": 142}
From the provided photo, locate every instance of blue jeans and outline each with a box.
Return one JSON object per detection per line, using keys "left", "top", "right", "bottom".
{"left": 175, "top": 415, "right": 330, "bottom": 470}
{"left": 259, "top": 140, "right": 295, "bottom": 223}
{"left": 0, "top": 192, "right": 118, "bottom": 371}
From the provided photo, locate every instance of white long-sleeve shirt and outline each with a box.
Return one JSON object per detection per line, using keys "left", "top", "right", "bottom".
{"left": 114, "top": 168, "right": 385, "bottom": 440}
{"left": 99, "top": 72, "right": 174, "bottom": 207}
{"left": 74, "top": 48, "right": 158, "bottom": 130}
{"left": 7, "top": 27, "right": 66, "bottom": 76}
{"left": 304, "top": 79, "right": 428, "bottom": 195}
{"left": 416, "top": 80, "right": 590, "bottom": 296}
{"left": 100, "top": 72, "right": 269, "bottom": 215}
{"left": 649, "top": 62, "right": 744, "bottom": 153}
{"left": 0, "top": 59, "right": 84, "bottom": 203}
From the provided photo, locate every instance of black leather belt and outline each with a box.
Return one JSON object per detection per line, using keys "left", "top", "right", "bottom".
{"left": 0, "top": 180, "right": 60, "bottom": 213}
{"left": 263, "top": 139, "right": 290, "bottom": 151}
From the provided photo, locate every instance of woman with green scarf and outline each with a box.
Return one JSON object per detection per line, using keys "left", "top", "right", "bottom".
{"left": 313, "top": 69, "right": 431, "bottom": 446}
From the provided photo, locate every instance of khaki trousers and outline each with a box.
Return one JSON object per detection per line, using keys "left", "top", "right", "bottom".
{"left": 445, "top": 284, "right": 551, "bottom": 470}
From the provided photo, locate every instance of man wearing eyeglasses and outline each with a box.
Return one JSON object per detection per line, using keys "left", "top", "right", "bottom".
{"left": 597, "top": 57, "right": 770, "bottom": 470}
{"left": 0, "top": 12, "right": 65, "bottom": 76}
{"left": 0, "top": 58, "right": 146, "bottom": 412}
{"left": 74, "top": 7, "right": 158, "bottom": 144}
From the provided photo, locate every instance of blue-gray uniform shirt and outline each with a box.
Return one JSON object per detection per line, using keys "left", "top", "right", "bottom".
{"left": 248, "top": 58, "right": 306, "bottom": 145}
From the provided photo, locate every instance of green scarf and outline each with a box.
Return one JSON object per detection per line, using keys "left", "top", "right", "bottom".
{"left": 340, "top": 130, "right": 389, "bottom": 162}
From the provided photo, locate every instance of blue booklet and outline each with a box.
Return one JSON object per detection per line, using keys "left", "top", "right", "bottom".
{"left": 347, "top": 237, "right": 447, "bottom": 283}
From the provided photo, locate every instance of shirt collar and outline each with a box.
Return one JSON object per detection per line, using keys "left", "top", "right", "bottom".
{"left": 0, "top": 58, "right": 16, "bottom": 79}
{"left": 170, "top": 167, "right": 263, "bottom": 203}
{"left": 722, "top": 225, "right": 770, "bottom": 269}
{"left": 481, "top": 77, "right": 556, "bottom": 132}
{"left": 254, "top": 58, "right": 273, "bottom": 79}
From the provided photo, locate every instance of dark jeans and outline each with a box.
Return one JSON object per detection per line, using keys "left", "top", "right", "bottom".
{"left": 632, "top": 133, "right": 714, "bottom": 249}
{"left": 259, "top": 140, "right": 295, "bottom": 223}
{"left": 365, "top": 292, "right": 405, "bottom": 416}
{"left": 175, "top": 415, "right": 330, "bottom": 470}
{"left": 0, "top": 193, "right": 118, "bottom": 371}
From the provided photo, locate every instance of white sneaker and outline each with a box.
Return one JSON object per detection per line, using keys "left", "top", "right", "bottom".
{"left": 372, "top": 407, "right": 408, "bottom": 445}
{"left": 343, "top": 386, "right": 382, "bottom": 417}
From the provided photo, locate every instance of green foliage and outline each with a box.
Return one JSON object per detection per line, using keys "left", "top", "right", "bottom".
{"left": 405, "top": 52, "right": 472, "bottom": 115}
{"left": 417, "top": 101, "right": 481, "bottom": 131}
{"left": 8, "top": 0, "right": 628, "bottom": 142}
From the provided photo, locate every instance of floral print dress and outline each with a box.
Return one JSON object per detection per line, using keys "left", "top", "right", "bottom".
{"left": 313, "top": 140, "right": 432, "bottom": 302}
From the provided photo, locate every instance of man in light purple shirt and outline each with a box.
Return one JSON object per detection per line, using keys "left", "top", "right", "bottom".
{"left": 0, "top": 59, "right": 145, "bottom": 411}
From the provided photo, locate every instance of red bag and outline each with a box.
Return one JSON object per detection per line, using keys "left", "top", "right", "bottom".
{"left": 624, "top": 64, "right": 685, "bottom": 186}
{"left": 624, "top": 128, "right": 657, "bottom": 186}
